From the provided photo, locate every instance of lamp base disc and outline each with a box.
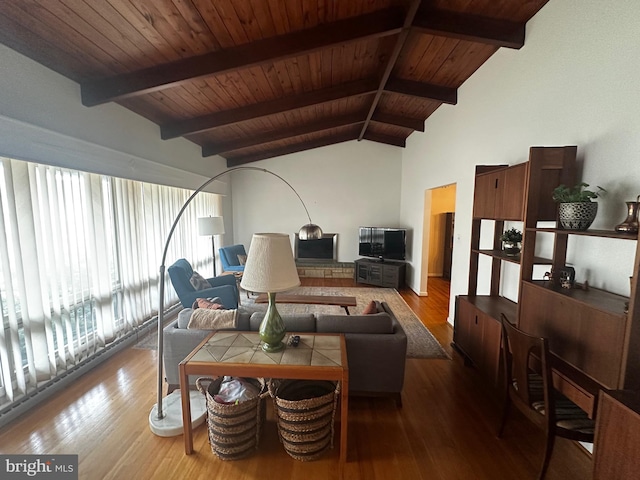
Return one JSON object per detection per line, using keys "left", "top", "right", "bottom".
{"left": 262, "top": 341, "right": 285, "bottom": 353}
{"left": 149, "top": 389, "right": 207, "bottom": 437}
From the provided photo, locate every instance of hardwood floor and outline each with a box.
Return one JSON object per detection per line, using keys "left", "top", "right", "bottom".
{"left": 0, "top": 277, "right": 592, "bottom": 479}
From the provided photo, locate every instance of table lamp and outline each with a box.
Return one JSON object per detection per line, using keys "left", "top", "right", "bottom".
{"left": 240, "top": 233, "right": 300, "bottom": 352}
{"left": 198, "top": 216, "right": 225, "bottom": 277}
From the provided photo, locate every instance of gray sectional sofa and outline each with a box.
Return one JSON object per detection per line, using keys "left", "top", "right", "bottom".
{"left": 163, "top": 301, "right": 407, "bottom": 405}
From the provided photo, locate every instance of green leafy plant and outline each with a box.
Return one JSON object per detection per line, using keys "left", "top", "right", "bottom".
{"left": 500, "top": 228, "right": 523, "bottom": 243}
{"left": 552, "top": 182, "right": 606, "bottom": 203}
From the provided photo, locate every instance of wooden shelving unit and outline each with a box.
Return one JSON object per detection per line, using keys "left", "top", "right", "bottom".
{"left": 455, "top": 145, "right": 640, "bottom": 415}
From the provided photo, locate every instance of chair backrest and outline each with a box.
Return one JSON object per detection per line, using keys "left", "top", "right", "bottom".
{"left": 167, "top": 258, "right": 196, "bottom": 299}
{"left": 500, "top": 314, "right": 554, "bottom": 425}
{"left": 219, "top": 244, "right": 247, "bottom": 269}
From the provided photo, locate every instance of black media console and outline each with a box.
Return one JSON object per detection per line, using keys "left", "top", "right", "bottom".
{"left": 354, "top": 258, "right": 406, "bottom": 289}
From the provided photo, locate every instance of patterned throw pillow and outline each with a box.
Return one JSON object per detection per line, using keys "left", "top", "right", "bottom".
{"left": 196, "top": 298, "right": 225, "bottom": 310}
{"left": 189, "top": 271, "right": 211, "bottom": 290}
{"left": 237, "top": 254, "right": 247, "bottom": 266}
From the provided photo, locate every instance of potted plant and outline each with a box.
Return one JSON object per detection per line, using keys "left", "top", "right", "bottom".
{"left": 500, "top": 228, "right": 523, "bottom": 256}
{"left": 552, "top": 182, "right": 606, "bottom": 230}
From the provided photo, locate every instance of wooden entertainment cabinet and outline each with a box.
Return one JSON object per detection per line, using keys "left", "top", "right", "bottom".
{"left": 354, "top": 258, "right": 406, "bottom": 289}
{"left": 454, "top": 146, "right": 640, "bottom": 418}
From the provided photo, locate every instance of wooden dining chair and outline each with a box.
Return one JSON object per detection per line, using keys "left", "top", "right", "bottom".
{"left": 497, "top": 313, "right": 595, "bottom": 480}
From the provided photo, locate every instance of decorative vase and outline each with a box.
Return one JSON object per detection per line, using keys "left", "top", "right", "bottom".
{"left": 558, "top": 202, "right": 598, "bottom": 230}
{"left": 615, "top": 200, "right": 640, "bottom": 233}
{"left": 503, "top": 241, "right": 521, "bottom": 256}
{"left": 259, "top": 292, "right": 286, "bottom": 352}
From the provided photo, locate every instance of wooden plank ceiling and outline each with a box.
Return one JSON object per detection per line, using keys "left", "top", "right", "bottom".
{"left": 0, "top": 0, "right": 549, "bottom": 167}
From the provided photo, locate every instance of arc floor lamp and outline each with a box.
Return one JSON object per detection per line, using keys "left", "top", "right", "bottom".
{"left": 149, "top": 166, "right": 323, "bottom": 436}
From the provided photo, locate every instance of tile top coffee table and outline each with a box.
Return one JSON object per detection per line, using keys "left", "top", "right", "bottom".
{"left": 254, "top": 293, "right": 357, "bottom": 314}
{"left": 179, "top": 331, "right": 349, "bottom": 471}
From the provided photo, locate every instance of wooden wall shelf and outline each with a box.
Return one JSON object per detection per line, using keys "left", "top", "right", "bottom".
{"left": 527, "top": 227, "right": 638, "bottom": 240}
{"left": 473, "top": 249, "right": 552, "bottom": 265}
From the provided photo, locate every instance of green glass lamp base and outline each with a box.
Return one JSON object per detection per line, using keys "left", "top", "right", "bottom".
{"left": 259, "top": 292, "right": 286, "bottom": 353}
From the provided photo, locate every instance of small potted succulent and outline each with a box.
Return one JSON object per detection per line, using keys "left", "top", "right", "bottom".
{"left": 552, "top": 182, "right": 606, "bottom": 230}
{"left": 500, "top": 228, "right": 523, "bottom": 256}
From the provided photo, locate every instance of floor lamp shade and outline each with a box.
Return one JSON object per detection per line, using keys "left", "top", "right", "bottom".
{"left": 198, "top": 216, "right": 225, "bottom": 236}
{"left": 197, "top": 216, "right": 224, "bottom": 277}
{"left": 241, "top": 233, "right": 300, "bottom": 352}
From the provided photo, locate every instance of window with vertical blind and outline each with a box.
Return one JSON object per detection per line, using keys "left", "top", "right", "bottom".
{"left": 0, "top": 157, "right": 220, "bottom": 409}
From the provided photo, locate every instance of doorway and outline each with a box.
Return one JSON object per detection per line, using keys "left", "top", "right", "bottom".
{"left": 419, "top": 184, "right": 456, "bottom": 296}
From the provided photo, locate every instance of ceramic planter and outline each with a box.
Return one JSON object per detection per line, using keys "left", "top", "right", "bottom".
{"left": 558, "top": 202, "right": 598, "bottom": 230}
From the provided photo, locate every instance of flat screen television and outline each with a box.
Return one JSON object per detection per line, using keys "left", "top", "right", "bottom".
{"left": 358, "top": 227, "right": 406, "bottom": 261}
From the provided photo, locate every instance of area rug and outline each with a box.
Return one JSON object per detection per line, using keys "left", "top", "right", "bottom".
{"left": 239, "top": 286, "right": 449, "bottom": 360}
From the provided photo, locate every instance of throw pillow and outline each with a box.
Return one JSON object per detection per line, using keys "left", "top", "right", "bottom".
{"left": 362, "top": 300, "right": 377, "bottom": 315}
{"left": 237, "top": 254, "right": 247, "bottom": 266}
{"left": 189, "top": 271, "right": 211, "bottom": 290}
{"left": 196, "top": 298, "right": 225, "bottom": 310}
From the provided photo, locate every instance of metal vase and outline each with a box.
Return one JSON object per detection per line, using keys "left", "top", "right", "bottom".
{"left": 615, "top": 199, "right": 640, "bottom": 234}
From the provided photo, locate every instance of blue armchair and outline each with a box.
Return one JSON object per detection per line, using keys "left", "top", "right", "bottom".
{"left": 219, "top": 244, "right": 247, "bottom": 273}
{"left": 167, "top": 258, "right": 239, "bottom": 309}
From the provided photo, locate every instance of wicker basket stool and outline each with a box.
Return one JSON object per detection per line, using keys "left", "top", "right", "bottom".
{"left": 269, "top": 379, "right": 340, "bottom": 461}
{"left": 196, "top": 377, "right": 267, "bottom": 460}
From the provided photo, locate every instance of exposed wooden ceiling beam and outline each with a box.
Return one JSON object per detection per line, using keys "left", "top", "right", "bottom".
{"left": 80, "top": 8, "right": 405, "bottom": 107}
{"left": 412, "top": 8, "right": 525, "bottom": 49}
{"left": 363, "top": 132, "right": 407, "bottom": 148}
{"left": 371, "top": 112, "right": 424, "bottom": 132}
{"left": 226, "top": 132, "right": 358, "bottom": 167}
{"left": 358, "top": 0, "right": 422, "bottom": 142}
{"left": 385, "top": 78, "right": 457, "bottom": 104}
{"left": 202, "top": 112, "right": 366, "bottom": 157}
{"left": 162, "top": 78, "right": 378, "bottom": 139}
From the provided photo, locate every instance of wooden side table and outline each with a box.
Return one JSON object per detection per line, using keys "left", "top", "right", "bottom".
{"left": 179, "top": 331, "right": 349, "bottom": 473}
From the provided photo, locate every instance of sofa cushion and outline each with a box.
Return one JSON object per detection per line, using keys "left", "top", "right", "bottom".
{"left": 249, "top": 312, "right": 316, "bottom": 332}
{"left": 177, "top": 308, "right": 193, "bottom": 329}
{"left": 189, "top": 271, "right": 211, "bottom": 290}
{"left": 316, "top": 313, "right": 394, "bottom": 334}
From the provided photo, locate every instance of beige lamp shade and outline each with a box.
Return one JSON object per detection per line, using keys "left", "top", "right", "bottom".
{"left": 198, "top": 216, "right": 225, "bottom": 236}
{"left": 240, "top": 233, "right": 300, "bottom": 293}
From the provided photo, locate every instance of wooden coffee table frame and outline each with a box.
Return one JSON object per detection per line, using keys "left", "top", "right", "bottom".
{"left": 254, "top": 293, "right": 357, "bottom": 314}
{"left": 179, "top": 331, "right": 349, "bottom": 474}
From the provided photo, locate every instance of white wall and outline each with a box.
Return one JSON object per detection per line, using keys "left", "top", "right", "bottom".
{"left": 230, "top": 140, "right": 403, "bottom": 260}
{"left": 401, "top": 0, "right": 640, "bottom": 323}
{"left": 0, "top": 44, "right": 231, "bottom": 188}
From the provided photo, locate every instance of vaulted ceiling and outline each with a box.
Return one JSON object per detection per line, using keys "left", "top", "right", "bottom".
{"left": 0, "top": 1, "right": 549, "bottom": 167}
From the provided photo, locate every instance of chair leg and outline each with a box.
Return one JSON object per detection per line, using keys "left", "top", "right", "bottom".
{"left": 538, "top": 432, "right": 555, "bottom": 480}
